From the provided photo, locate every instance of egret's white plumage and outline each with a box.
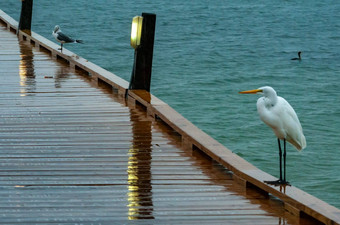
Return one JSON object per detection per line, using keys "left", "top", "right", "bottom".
{"left": 255, "top": 86, "right": 306, "bottom": 150}
{"left": 239, "top": 86, "right": 306, "bottom": 185}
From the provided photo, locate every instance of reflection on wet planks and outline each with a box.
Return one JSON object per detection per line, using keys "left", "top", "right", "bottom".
{"left": 0, "top": 22, "right": 317, "bottom": 224}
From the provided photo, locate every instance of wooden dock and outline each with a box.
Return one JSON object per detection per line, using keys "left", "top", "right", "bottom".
{"left": 1, "top": 9, "right": 340, "bottom": 224}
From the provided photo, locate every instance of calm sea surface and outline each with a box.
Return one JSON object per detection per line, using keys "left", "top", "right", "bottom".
{"left": 1, "top": 0, "right": 339, "bottom": 208}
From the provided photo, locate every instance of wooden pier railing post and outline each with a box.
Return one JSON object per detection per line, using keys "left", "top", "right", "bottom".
{"left": 18, "top": 0, "right": 33, "bottom": 33}
{"left": 128, "top": 13, "right": 156, "bottom": 92}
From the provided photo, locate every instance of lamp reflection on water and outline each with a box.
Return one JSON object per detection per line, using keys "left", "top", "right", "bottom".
{"left": 127, "top": 117, "right": 154, "bottom": 220}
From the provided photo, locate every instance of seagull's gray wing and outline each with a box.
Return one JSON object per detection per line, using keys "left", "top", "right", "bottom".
{"left": 57, "top": 32, "right": 75, "bottom": 43}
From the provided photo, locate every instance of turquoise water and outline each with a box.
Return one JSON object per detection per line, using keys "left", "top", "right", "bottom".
{"left": 1, "top": 0, "right": 339, "bottom": 208}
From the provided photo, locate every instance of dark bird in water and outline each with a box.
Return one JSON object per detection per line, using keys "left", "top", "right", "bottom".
{"left": 52, "top": 25, "right": 83, "bottom": 52}
{"left": 291, "top": 51, "right": 302, "bottom": 60}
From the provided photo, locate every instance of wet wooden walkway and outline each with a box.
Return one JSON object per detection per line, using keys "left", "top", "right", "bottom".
{"left": 1, "top": 10, "right": 340, "bottom": 225}
{"left": 0, "top": 21, "right": 291, "bottom": 225}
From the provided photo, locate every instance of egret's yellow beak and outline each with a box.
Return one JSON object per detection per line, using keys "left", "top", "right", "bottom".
{"left": 239, "top": 89, "right": 262, "bottom": 94}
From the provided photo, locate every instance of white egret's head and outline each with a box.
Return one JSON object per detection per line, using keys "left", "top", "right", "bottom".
{"left": 258, "top": 86, "right": 277, "bottom": 97}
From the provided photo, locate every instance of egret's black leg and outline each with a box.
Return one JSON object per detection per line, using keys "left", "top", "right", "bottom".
{"left": 264, "top": 139, "right": 290, "bottom": 186}
{"left": 283, "top": 139, "right": 289, "bottom": 185}
{"left": 278, "top": 138, "right": 283, "bottom": 181}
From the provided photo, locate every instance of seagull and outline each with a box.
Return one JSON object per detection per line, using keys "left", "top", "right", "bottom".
{"left": 52, "top": 25, "right": 83, "bottom": 52}
{"left": 239, "top": 86, "right": 306, "bottom": 186}
{"left": 291, "top": 51, "right": 302, "bottom": 60}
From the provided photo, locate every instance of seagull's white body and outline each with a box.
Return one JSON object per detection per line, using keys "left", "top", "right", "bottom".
{"left": 255, "top": 87, "right": 306, "bottom": 150}
{"left": 52, "top": 25, "right": 83, "bottom": 51}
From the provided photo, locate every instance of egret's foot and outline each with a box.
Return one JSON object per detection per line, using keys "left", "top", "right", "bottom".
{"left": 264, "top": 179, "right": 290, "bottom": 186}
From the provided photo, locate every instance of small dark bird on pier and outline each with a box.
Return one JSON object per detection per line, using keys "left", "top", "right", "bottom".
{"left": 239, "top": 86, "right": 306, "bottom": 186}
{"left": 291, "top": 51, "right": 302, "bottom": 60}
{"left": 52, "top": 25, "right": 83, "bottom": 52}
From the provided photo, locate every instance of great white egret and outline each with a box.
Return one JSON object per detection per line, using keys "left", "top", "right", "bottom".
{"left": 239, "top": 86, "right": 306, "bottom": 185}
{"left": 52, "top": 25, "right": 83, "bottom": 52}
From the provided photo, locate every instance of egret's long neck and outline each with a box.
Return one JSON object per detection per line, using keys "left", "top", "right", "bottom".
{"left": 264, "top": 90, "right": 278, "bottom": 107}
